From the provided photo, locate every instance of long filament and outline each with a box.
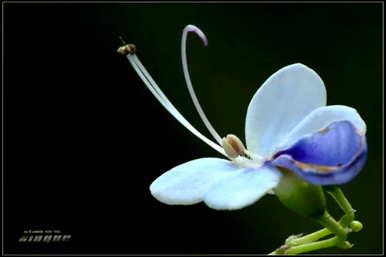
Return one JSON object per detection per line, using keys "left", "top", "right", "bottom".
{"left": 181, "top": 25, "right": 223, "bottom": 145}
{"left": 126, "top": 54, "right": 226, "bottom": 156}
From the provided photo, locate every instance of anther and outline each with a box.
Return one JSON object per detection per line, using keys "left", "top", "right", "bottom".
{"left": 117, "top": 43, "right": 136, "bottom": 55}
{"left": 222, "top": 134, "right": 247, "bottom": 159}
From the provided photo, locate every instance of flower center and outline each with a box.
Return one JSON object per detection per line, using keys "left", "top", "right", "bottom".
{"left": 222, "top": 134, "right": 266, "bottom": 169}
{"left": 222, "top": 134, "right": 248, "bottom": 159}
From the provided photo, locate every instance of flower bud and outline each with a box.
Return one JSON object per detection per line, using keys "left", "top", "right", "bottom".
{"left": 350, "top": 220, "right": 363, "bottom": 232}
{"left": 273, "top": 168, "right": 327, "bottom": 219}
{"left": 222, "top": 134, "right": 246, "bottom": 159}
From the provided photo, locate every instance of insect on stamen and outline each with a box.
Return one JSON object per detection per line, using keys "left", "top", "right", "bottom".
{"left": 117, "top": 36, "right": 136, "bottom": 55}
{"left": 117, "top": 43, "right": 136, "bottom": 55}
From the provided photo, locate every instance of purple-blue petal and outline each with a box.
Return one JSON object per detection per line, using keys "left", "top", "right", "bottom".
{"left": 274, "top": 121, "right": 362, "bottom": 166}
{"left": 271, "top": 121, "right": 367, "bottom": 185}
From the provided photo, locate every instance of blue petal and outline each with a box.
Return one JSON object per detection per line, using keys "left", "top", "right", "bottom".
{"left": 203, "top": 166, "right": 282, "bottom": 210}
{"left": 245, "top": 63, "right": 327, "bottom": 158}
{"left": 149, "top": 158, "right": 240, "bottom": 205}
{"left": 277, "top": 105, "right": 366, "bottom": 152}
{"left": 271, "top": 121, "right": 367, "bottom": 185}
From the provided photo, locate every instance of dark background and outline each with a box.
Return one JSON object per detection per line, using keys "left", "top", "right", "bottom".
{"left": 3, "top": 2, "right": 383, "bottom": 254}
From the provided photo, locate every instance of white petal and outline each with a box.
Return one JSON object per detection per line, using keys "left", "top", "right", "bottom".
{"left": 245, "top": 63, "right": 327, "bottom": 158}
{"left": 203, "top": 166, "right": 282, "bottom": 210}
{"left": 149, "top": 158, "right": 240, "bottom": 205}
{"left": 277, "top": 105, "right": 367, "bottom": 152}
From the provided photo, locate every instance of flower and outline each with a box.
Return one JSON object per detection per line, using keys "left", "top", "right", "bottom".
{"left": 122, "top": 24, "right": 367, "bottom": 211}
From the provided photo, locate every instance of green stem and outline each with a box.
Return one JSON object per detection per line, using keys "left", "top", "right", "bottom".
{"left": 286, "top": 215, "right": 354, "bottom": 246}
{"left": 269, "top": 187, "right": 360, "bottom": 254}
{"left": 315, "top": 211, "right": 348, "bottom": 247}
{"left": 286, "top": 228, "right": 331, "bottom": 246}
{"left": 270, "top": 237, "right": 352, "bottom": 255}
{"left": 275, "top": 211, "right": 348, "bottom": 254}
{"left": 284, "top": 237, "right": 339, "bottom": 254}
{"left": 324, "top": 186, "right": 355, "bottom": 227}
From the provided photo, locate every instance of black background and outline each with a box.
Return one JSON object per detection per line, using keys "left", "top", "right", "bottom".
{"left": 3, "top": 2, "right": 383, "bottom": 254}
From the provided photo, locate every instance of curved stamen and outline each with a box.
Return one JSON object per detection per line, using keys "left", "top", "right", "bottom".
{"left": 181, "top": 25, "right": 223, "bottom": 145}
{"left": 126, "top": 52, "right": 226, "bottom": 156}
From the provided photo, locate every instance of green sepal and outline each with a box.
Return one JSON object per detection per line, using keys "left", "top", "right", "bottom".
{"left": 273, "top": 168, "right": 327, "bottom": 219}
